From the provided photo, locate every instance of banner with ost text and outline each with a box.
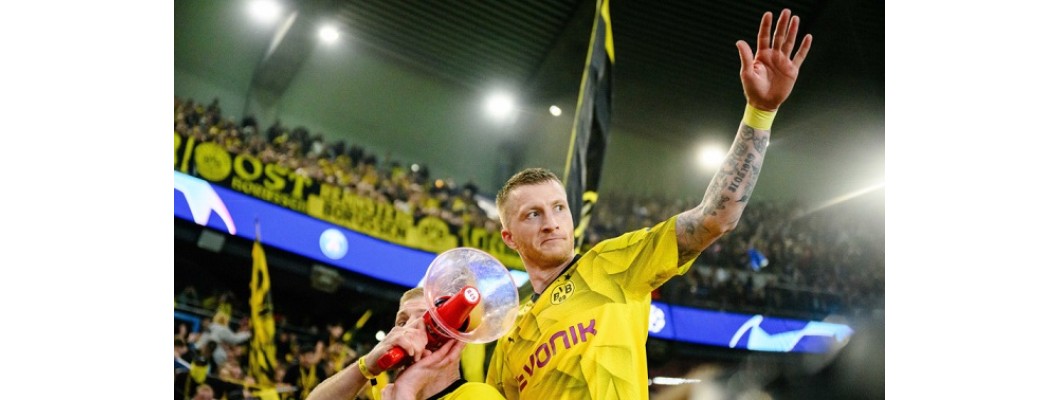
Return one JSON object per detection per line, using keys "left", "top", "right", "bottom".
{"left": 175, "top": 134, "right": 523, "bottom": 269}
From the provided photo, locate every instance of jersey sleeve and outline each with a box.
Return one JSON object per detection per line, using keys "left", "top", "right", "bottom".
{"left": 590, "top": 215, "right": 695, "bottom": 295}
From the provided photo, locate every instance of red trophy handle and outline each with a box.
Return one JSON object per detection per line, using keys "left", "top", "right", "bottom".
{"left": 374, "top": 286, "right": 481, "bottom": 371}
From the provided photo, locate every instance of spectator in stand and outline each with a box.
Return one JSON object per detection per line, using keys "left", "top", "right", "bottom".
{"left": 219, "top": 358, "right": 245, "bottom": 383}
{"left": 324, "top": 322, "right": 358, "bottom": 377}
{"left": 176, "top": 285, "right": 199, "bottom": 306}
{"left": 284, "top": 344, "right": 328, "bottom": 400}
{"left": 276, "top": 330, "right": 299, "bottom": 366}
{"left": 195, "top": 304, "right": 251, "bottom": 368}
{"left": 176, "top": 337, "right": 192, "bottom": 373}
{"left": 192, "top": 383, "right": 215, "bottom": 400}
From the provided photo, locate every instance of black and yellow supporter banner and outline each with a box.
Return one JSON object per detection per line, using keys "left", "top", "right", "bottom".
{"left": 564, "top": 0, "right": 613, "bottom": 251}
{"left": 175, "top": 134, "right": 523, "bottom": 269}
{"left": 248, "top": 240, "right": 281, "bottom": 400}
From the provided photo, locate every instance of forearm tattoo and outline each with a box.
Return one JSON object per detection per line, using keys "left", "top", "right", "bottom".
{"left": 706, "top": 125, "right": 764, "bottom": 216}
{"left": 676, "top": 123, "right": 769, "bottom": 265}
{"left": 677, "top": 211, "right": 708, "bottom": 264}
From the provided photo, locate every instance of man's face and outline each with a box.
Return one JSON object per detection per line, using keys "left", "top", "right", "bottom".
{"left": 395, "top": 296, "right": 428, "bottom": 328}
{"left": 328, "top": 324, "right": 343, "bottom": 338}
{"left": 194, "top": 385, "right": 214, "bottom": 400}
{"left": 501, "top": 180, "right": 574, "bottom": 269}
{"left": 299, "top": 351, "right": 315, "bottom": 366}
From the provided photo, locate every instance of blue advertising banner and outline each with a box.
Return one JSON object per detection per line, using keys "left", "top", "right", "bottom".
{"left": 663, "top": 304, "right": 853, "bottom": 353}
{"left": 175, "top": 171, "right": 433, "bottom": 288}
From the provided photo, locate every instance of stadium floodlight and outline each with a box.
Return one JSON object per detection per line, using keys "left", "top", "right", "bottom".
{"left": 319, "top": 24, "right": 340, "bottom": 44}
{"left": 248, "top": 0, "right": 282, "bottom": 24}
{"left": 696, "top": 143, "right": 726, "bottom": 170}
{"left": 485, "top": 92, "right": 515, "bottom": 121}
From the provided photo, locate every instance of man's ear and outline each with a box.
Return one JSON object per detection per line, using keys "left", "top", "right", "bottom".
{"left": 501, "top": 229, "right": 516, "bottom": 250}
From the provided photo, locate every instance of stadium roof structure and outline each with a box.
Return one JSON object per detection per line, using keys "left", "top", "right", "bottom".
{"left": 176, "top": 0, "right": 884, "bottom": 206}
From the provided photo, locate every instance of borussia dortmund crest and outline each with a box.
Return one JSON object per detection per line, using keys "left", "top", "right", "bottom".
{"left": 550, "top": 281, "right": 575, "bottom": 305}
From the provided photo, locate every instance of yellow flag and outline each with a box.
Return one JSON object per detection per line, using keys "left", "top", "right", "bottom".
{"left": 248, "top": 241, "right": 279, "bottom": 387}
{"left": 355, "top": 309, "right": 373, "bottom": 330}
{"left": 252, "top": 387, "right": 280, "bottom": 400}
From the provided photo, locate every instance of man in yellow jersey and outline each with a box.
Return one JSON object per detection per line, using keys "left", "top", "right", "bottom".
{"left": 486, "top": 8, "right": 813, "bottom": 399}
{"left": 308, "top": 288, "right": 504, "bottom": 400}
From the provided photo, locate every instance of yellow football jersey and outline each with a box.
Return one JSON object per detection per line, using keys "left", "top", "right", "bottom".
{"left": 487, "top": 216, "right": 693, "bottom": 399}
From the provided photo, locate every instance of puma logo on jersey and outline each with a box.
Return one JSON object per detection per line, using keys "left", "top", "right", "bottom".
{"left": 516, "top": 318, "right": 597, "bottom": 391}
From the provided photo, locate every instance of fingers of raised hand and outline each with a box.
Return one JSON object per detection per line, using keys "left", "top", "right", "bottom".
{"left": 771, "top": 9, "right": 791, "bottom": 51}
{"left": 792, "top": 34, "right": 812, "bottom": 68}
{"left": 756, "top": 11, "right": 773, "bottom": 54}
{"left": 781, "top": 15, "right": 800, "bottom": 57}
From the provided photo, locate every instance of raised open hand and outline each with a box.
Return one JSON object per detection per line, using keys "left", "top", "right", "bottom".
{"left": 736, "top": 9, "right": 812, "bottom": 111}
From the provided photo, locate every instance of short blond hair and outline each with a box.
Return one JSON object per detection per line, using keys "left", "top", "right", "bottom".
{"left": 395, "top": 287, "right": 426, "bottom": 325}
{"left": 400, "top": 287, "right": 425, "bottom": 305}
{"left": 495, "top": 168, "right": 562, "bottom": 227}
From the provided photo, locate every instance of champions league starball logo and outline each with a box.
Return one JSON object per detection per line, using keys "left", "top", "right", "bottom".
{"left": 319, "top": 228, "right": 349, "bottom": 260}
{"left": 728, "top": 315, "right": 853, "bottom": 352}
{"left": 174, "top": 171, "right": 236, "bottom": 235}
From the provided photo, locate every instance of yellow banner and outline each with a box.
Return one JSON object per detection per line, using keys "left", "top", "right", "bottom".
{"left": 248, "top": 241, "right": 278, "bottom": 387}
{"left": 175, "top": 133, "right": 524, "bottom": 269}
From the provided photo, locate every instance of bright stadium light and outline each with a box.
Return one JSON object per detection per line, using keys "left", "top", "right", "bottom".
{"left": 696, "top": 144, "right": 727, "bottom": 170}
{"left": 549, "top": 105, "right": 562, "bottom": 116}
{"left": 319, "top": 24, "right": 340, "bottom": 44}
{"left": 485, "top": 92, "right": 516, "bottom": 120}
{"left": 248, "top": 0, "right": 282, "bottom": 24}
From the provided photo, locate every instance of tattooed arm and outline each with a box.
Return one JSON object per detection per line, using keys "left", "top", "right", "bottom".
{"left": 675, "top": 9, "right": 812, "bottom": 265}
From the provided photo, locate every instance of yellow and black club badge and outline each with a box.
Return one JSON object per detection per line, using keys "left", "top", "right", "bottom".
{"left": 550, "top": 281, "right": 575, "bottom": 305}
